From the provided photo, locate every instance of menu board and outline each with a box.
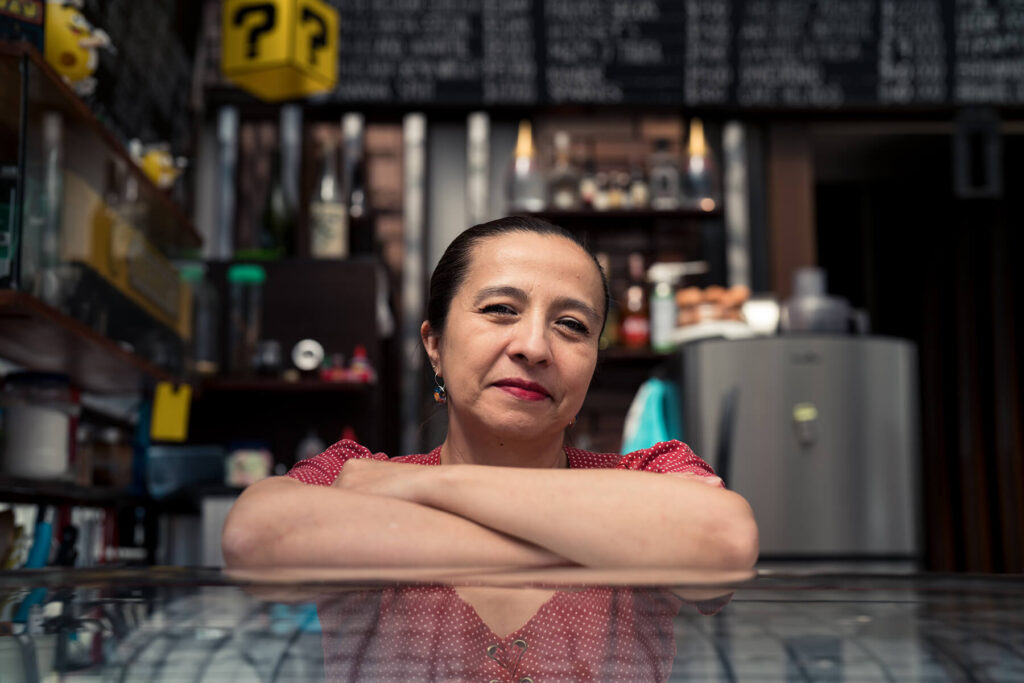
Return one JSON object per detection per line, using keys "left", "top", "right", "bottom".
{"left": 954, "top": 0, "right": 1024, "bottom": 104}
{"left": 313, "top": 0, "right": 1024, "bottom": 108}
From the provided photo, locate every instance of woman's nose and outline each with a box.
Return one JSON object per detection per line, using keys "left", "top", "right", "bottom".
{"left": 509, "top": 317, "right": 552, "bottom": 364}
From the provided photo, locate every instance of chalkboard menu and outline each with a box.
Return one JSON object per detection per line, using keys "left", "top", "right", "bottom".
{"left": 307, "top": 0, "right": 1024, "bottom": 108}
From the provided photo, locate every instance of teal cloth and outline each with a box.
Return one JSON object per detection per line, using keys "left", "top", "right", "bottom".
{"left": 620, "top": 378, "right": 685, "bottom": 454}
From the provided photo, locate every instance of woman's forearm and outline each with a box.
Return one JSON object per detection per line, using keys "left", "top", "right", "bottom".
{"left": 222, "top": 476, "right": 568, "bottom": 568}
{"left": 417, "top": 467, "right": 758, "bottom": 570}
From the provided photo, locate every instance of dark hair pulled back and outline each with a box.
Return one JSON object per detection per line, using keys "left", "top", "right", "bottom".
{"left": 425, "top": 216, "right": 610, "bottom": 337}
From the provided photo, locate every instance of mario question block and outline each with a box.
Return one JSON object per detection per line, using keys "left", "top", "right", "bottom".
{"left": 221, "top": 0, "right": 338, "bottom": 101}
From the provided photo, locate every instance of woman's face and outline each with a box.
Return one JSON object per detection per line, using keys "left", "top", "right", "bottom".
{"left": 423, "top": 232, "right": 605, "bottom": 443}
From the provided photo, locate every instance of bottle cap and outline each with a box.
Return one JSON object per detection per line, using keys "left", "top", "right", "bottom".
{"left": 227, "top": 264, "right": 267, "bottom": 284}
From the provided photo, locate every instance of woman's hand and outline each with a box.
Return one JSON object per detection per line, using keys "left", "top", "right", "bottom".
{"left": 332, "top": 458, "right": 434, "bottom": 503}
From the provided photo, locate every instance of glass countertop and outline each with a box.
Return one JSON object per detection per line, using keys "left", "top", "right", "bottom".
{"left": 1, "top": 567, "right": 1022, "bottom": 681}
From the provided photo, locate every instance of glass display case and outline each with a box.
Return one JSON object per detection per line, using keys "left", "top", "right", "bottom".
{"left": 0, "top": 42, "right": 202, "bottom": 392}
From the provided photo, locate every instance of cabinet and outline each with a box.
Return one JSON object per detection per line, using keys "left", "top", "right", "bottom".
{"left": 0, "top": 42, "right": 201, "bottom": 392}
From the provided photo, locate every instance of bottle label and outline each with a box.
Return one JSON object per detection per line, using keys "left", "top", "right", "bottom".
{"left": 621, "top": 315, "right": 650, "bottom": 347}
{"left": 310, "top": 202, "right": 348, "bottom": 258}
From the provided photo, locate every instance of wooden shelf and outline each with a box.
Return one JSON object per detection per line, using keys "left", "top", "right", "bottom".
{"left": 198, "top": 377, "right": 374, "bottom": 394}
{"left": 0, "top": 290, "right": 172, "bottom": 394}
{"left": 598, "top": 347, "right": 672, "bottom": 362}
{"left": 0, "top": 475, "right": 143, "bottom": 507}
{"left": 0, "top": 41, "right": 202, "bottom": 249}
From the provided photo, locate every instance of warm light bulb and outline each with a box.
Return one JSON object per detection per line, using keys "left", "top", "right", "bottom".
{"left": 687, "top": 118, "right": 707, "bottom": 157}
{"left": 515, "top": 120, "right": 535, "bottom": 159}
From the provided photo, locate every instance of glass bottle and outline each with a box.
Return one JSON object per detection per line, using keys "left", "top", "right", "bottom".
{"left": 309, "top": 139, "right": 347, "bottom": 258}
{"left": 227, "top": 263, "right": 265, "bottom": 376}
{"left": 628, "top": 157, "right": 649, "bottom": 209}
{"left": 680, "top": 118, "right": 721, "bottom": 212}
{"left": 619, "top": 252, "right": 650, "bottom": 349}
{"left": 259, "top": 142, "right": 294, "bottom": 259}
{"left": 508, "top": 120, "right": 545, "bottom": 212}
{"left": 649, "top": 138, "right": 681, "bottom": 210}
{"left": 179, "top": 263, "right": 220, "bottom": 377}
{"left": 547, "top": 130, "right": 580, "bottom": 210}
{"left": 341, "top": 113, "right": 374, "bottom": 255}
{"left": 578, "top": 139, "right": 598, "bottom": 209}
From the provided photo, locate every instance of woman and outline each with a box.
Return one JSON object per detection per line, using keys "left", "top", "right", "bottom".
{"left": 222, "top": 216, "right": 758, "bottom": 571}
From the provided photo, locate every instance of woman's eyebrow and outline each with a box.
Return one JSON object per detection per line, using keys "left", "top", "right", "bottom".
{"left": 473, "top": 285, "right": 527, "bottom": 305}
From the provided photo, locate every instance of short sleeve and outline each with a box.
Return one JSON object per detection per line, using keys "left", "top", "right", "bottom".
{"left": 286, "top": 439, "right": 388, "bottom": 486}
{"left": 615, "top": 440, "right": 720, "bottom": 479}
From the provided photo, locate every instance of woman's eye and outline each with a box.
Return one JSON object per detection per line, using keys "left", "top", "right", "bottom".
{"left": 481, "top": 304, "right": 516, "bottom": 316}
{"left": 558, "top": 318, "right": 590, "bottom": 335}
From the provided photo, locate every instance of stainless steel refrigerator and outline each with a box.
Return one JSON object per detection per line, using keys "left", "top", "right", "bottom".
{"left": 677, "top": 336, "right": 920, "bottom": 559}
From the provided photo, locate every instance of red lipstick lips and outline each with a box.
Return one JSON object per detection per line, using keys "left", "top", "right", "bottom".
{"left": 493, "top": 378, "right": 551, "bottom": 401}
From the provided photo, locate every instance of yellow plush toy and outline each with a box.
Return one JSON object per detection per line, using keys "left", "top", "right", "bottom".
{"left": 129, "top": 139, "right": 187, "bottom": 190}
{"left": 44, "top": 0, "right": 113, "bottom": 96}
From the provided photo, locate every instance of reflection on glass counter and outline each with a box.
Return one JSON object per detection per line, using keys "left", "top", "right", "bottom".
{"left": 2, "top": 568, "right": 1023, "bottom": 682}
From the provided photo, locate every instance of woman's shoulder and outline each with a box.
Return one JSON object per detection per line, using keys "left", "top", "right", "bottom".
{"left": 567, "top": 440, "right": 717, "bottom": 476}
{"left": 286, "top": 439, "right": 390, "bottom": 486}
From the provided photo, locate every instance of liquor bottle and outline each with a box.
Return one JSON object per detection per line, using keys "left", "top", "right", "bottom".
{"left": 578, "top": 139, "right": 598, "bottom": 209}
{"left": 309, "top": 138, "right": 347, "bottom": 258}
{"left": 341, "top": 113, "right": 374, "bottom": 255}
{"left": 628, "top": 157, "right": 649, "bottom": 209}
{"left": 649, "top": 138, "right": 681, "bottom": 210}
{"left": 508, "top": 120, "right": 545, "bottom": 212}
{"left": 619, "top": 252, "right": 650, "bottom": 348}
{"left": 681, "top": 118, "right": 721, "bottom": 212}
{"left": 547, "top": 130, "right": 580, "bottom": 210}
{"left": 259, "top": 142, "right": 294, "bottom": 259}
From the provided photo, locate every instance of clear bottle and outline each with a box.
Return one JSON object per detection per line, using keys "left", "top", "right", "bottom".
{"left": 619, "top": 252, "right": 650, "bottom": 349}
{"left": 547, "top": 130, "right": 580, "bottom": 210}
{"left": 341, "top": 113, "right": 374, "bottom": 255}
{"left": 649, "top": 138, "right": 681, "bottom": 210}
{"left": 628, "top": 157, "right": 649, "bottom": 209}
{"left": 680, "top": 118, "right": 721, "bottom": 212}
{"left": 179, "top": 263, "right": 220, "bottom": 377}
{"left": 259, "top": 142, "right": 294, "bottom": 259}
{"left": 309, "top": 139, "right": 347, "bottom": 258}
{"left": 508, "top": 120, "right": 546, "bottom": 212}
{"left": 227, "top": 263, "right": 265, "bottom": 376}
{"left": 648, "top": 264, "right": 679, "bottom": 353}
{"left": 578, "top": 139, "right": 598, "bottom": 209}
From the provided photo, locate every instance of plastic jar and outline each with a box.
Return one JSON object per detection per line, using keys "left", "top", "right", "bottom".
{"left": 227, "top": 264, "right": 266, "bottom": 376}
{"left": 0, "top": 372, "right": 79, "bottom": 479}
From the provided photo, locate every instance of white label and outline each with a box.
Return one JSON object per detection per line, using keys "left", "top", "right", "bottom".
{"left": 310, "top": 202, "right": 348, "bottom": 258}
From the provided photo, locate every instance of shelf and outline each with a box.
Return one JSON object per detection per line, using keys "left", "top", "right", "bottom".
{"left": 0, "top": 290, "right": 172, "bottom": 394}
{"left": 198, "top": 377, "right": 374, "bottom": 394}
{"left": 0, "top": 475, "right": 144, "bottom": 507}
{"left": 598, "top": 347, "right": 672, "bottom": 362}
{"left": 0, "top": 41, "right": 202, "bottom": 250}
{"left": 524, "top": 208, "right": 722, "bottom": 221}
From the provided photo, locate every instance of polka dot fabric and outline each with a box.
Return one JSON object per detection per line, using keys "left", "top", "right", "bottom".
{"left": 286, "top": 439, "right": 725, "bottom": 680}
{"left": 318, "top": 585, "right": 685, "bottom": 681}
{"left": 287, "top": 438, "right": 722, "bottom": 484}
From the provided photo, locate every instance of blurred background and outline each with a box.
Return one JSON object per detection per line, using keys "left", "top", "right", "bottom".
{"left": 0, "top": 0, "right": 1020, "bottom": 577}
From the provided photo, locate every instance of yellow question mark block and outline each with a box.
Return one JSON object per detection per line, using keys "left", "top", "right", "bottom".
{"left": 222, "top": 0, "right": 338, "bottom": 101}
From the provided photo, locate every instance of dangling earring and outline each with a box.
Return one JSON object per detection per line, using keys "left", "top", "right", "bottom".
{"left": 433, "top": 373, "right": 447, "bottom": 404}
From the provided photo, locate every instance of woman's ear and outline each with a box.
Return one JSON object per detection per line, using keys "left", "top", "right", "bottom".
{"left": 420, "top": 320, "right": 441, "bottom": 374}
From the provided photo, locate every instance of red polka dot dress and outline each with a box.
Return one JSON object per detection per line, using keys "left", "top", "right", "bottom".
{"left": 287, "top": 440, "right": 724, "bottom": 681}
